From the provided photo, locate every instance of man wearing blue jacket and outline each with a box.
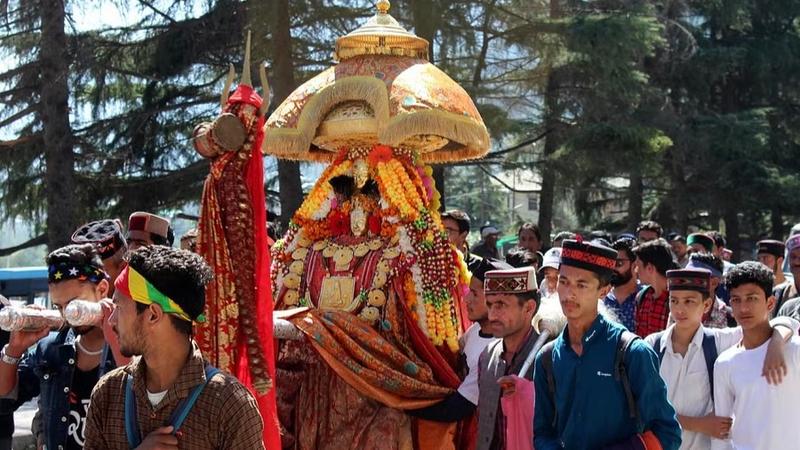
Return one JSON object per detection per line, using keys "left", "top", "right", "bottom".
{"left": 534, "top": 239, "right": 681, "bottom": 450}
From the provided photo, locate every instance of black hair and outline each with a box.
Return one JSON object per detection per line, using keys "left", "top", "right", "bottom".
{"left": 518, "top": 222, "right": 542, "bottom": 241}
{"left": 553, "top": 231, "right": 576, "bottom": 243}
{"left": 611, "top": 237, "right": 637, "bottom": 262}
{"left": 149, "top": 227, "right": 175, "bottom": 247}
{"left": 46, "top": 244, "right": 104, "bottom": 285}
{"left": 707, "top": 231, "right": 726, "bottom": 249}
{"left": 723, "top": 261, "right": 774, "bottom": 298}
{"left": 633, "top": 238, "right": 678, "bottom": 276}
{"left": 514, "top": 289, "right": 540, "bottom": 306}
{"left": 127, "top": 245, "right": 213, "bottom": 336}
{"left": 636, "top": 220, "right": 663, "bottom": 238}
{"left": 506, "top": 249, "right": 538, "bottom": 268}
{"left": 441, "top": 209, "right": 471, "bottom": 234}
{"left": 689, "top": 252, "right": 724, "bottom": 275}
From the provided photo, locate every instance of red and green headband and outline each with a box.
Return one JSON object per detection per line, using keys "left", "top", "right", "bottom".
{"left": 114, "top": 265, "right": 205, "bottom": 323}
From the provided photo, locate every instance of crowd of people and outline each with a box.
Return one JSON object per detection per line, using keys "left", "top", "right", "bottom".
{"left": 442, "top": 211, "right": 800, "bottom": 450}
{"left": 1, "top": 208, "right": 800, "bottom": 450}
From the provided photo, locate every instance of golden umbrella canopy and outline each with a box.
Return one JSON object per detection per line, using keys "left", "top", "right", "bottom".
{"left": 262, "top": 0, "right": 490, "bottom": 163}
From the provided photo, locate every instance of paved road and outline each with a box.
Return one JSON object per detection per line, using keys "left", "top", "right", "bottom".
{"left": 12, "top": 400, "right": 35, "bottom": 450}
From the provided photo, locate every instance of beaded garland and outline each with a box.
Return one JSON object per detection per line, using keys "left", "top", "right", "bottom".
{"left": 271, "top": 144, "right": 466, "bottom": 352}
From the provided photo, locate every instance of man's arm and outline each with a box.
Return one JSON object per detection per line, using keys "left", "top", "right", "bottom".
{"left": 710, "top": 359, "right": 734, "bottom": 450}
{"left": 218, "top": 383, "right": 265, "bottom": 450}
{"left": 625, "top": 340, "right": 682, "bottom": 450}
{"left": 533, "top": 351, "right": 561, "bottom": 450}
{"left": 406, "top": 392, "right": 475, "bottom": 422}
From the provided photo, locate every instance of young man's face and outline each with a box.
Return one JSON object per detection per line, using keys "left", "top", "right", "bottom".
{"left": 638, "top": 230, "right": 659, "bottom": 243}
{"left": 127, "top": 230, "right": 154, "bottom": 251}
{"left": 788, "top": 248, "right": 800, "bottom": 279}
{"left": 689, "top": 243, "right": 707, "bottom": 254}
{"left": 729, "top": 283, "right": 775, "bottom": 331}
{"left": 668, "top": 290, "right": 711, "bottom": 331}
{"left": 543, "top": 267, "right": 558, "bottom": 293}
{"left": 518, "top": 229, "right": 541, "bottom": 253}
{"left": 486, "top": 293, "right": 535, "bottom": 338}
{"left": 634, "top": 260, "right": 656, "bottom": 286}
{"left": 109, "top": 290, "right": 148, "bottom": 358}
{"left": 671, "top": 240, "right": 687, "bottom": 259}
{"left": 611, "top": 255, "right": 634, "bottom": 287}
{"left": 757, "top": 253, "right": 780, "bottom": 273}
{"left": 50, "top": 279, "right": 108, "bottom": 335}
{"left": 557, "top": 265, "right": 608, "bottom": 321}
{"left": 442, "top": 218, "right": 467, "bottom": 250}
{"left": 465, "top": 277, "right": 489, "bottom": 324}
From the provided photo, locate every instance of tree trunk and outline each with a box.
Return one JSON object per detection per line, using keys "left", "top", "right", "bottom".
{"left": 724, "top": 207, "right": 740, "bottom": 260}
{"left": 627, "top": 170, "right": 643, "bottom": 232}
{"left": 270, "top": 0, "right": 303, "bottom": 228}
{"left": 771, "top": 207, "right": 784, "bottom": 239}
{"left": 537, "top": 0, "right": 563, "bottom": 247}
{"left": 40, "top": 0, "right": 77, "bottom": 251}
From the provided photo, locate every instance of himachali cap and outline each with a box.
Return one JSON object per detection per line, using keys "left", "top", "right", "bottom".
{"left": 471, "top": 258, "right": 513, "bottom": 283}
{"left": 484, "top": 267, "right": 538, "bottom": 295}
{"left": 128, "top": 212, "right": 171, "bottom": 240}
{"left": 71, "top": 219, "right": 126, "bottom": 260}
{"left": 667, "top": 268, "right": 711, "bottom": 295}
{"left": 687, "top": 233, "right": 715, "bottom": 252}
{"left": 757, "top": 239, "right": 785, "bottom": 257}
{"left": 786, "top": 234, "right": 800, "bottom": 253}
{"left": 559, "top": 239, "right": 617, "bottom": 278}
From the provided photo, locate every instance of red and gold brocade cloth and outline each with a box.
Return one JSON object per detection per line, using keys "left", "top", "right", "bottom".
{"left": 275, "top": 238, "right": 461, "bottom": 450}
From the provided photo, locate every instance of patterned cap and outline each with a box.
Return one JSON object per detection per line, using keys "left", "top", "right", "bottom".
{"left": 484, "top": 267, "right": 537, "bottom": 295}
{"left": 667, "top": 268, "right": 711, "bottom": 295}
{"left": 559, "top": 239, "right": 617, "bottom": 278}
{"left": 71, "top": 219, "right": 126, "bottom": 260}
{"left": 786, "top": 234, "right": 800, "bottom": 253}
{"left": 128, "top": 212, "right": 171, "bottom": 240}
{"left": 757, "top": 239, "right": 785, "bottom": 257}
{"left": 687, "top": 233, "right": 715, "bottom": 252}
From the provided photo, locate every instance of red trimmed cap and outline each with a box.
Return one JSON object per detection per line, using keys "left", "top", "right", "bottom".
{"left": 667, "top": 268, "right": 711, "bottom": 295}
{"left": 560, "top": 239, "right": 617, "bottom": 278}
{"left": 484, "top": 267, "right": 537, "bottom": 295}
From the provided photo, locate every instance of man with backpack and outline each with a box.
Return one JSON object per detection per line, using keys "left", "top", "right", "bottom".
{"left": 644, "top": 268, "right": 797, "bottom": 449}
{"left": 534, "top": 239, "right": 681, "bottom": 450}
{"left": 84, "top": 246, "right": 264, "bottom": 449}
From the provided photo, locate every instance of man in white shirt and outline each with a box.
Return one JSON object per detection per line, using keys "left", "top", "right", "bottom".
{"left": 646, "top": 268, "right": 797, "bottom": 450}
{"left": 712, "top": 262, "right": 800, "bottom": 450}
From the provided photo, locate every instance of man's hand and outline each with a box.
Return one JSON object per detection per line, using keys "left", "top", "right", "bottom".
{"left": 98, "top": 299, "right": 131, "bottom": 366}
{"left": 763, "top": 334, "right": 788, "bottom": 385}
{"left": 497, "top": 375, "right": 518, "bottom": 396}
{"left": 135, "top": 426, "right": 178, "bottom": 450}
{"left": 696, "top": 414, "right": 732, "bottom": 440}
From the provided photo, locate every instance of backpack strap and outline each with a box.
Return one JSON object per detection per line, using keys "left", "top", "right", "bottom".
{"left": 124, "top": 373, "right": 141, "bottom": 448}
{"left": 651, "top": 331, "right": 667, "bottom": 365}
{"left": 614, "top": 331, "right": 642, "bottom": 429}
{"left": 635, "top": 285, "right": 652, "bottom": 306}
{"left": 701, "top": 329, "right": 718, "bottom": 402}
{"left": 124, "top": 364, "right": 221, "bottom": 448}
{"left": 169, "top": 365, "right": 220, "bottom": 433}
{"left": 774, "top": 284, "right": 788, "bottom": 316}
{"left": 540, "top": 340, "right": 558, "bottom": 428}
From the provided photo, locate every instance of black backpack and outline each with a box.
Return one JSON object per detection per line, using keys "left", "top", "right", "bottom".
{"left": 540, "top": 330, "right": 642, "bottom": 429}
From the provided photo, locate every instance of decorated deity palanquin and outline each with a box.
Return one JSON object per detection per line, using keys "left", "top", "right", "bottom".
{"left": 265, "top": 2, "right": 490, "bottom": 449}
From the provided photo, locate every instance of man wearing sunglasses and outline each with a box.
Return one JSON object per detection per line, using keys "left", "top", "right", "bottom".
{"left": 603, "top": 238, "right": 644, "bottom": 332}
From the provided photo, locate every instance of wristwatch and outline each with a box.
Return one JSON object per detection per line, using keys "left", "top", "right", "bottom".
{"left": 0, "top": 344, "right": 21, "bottom": 365}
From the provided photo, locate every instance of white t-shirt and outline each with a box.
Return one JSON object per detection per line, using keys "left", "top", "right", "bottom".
{"left": 457, "top": 323, "right": 495, "bottom": 405}
{"left": 147, "top": 389, "right": 168, "bottom": 407}
{"left": 712, "top": 336, "right": 800, "bottom": 450}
